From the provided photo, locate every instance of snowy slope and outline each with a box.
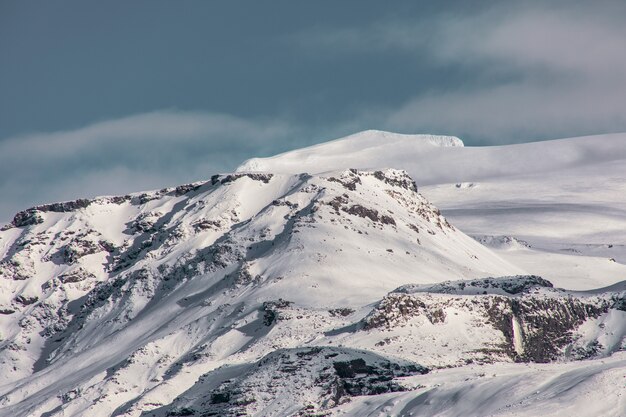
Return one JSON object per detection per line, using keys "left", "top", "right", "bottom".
{"left": 335, "top": 351, "right": 626, "bottom": 417}
{"left": 0, "top": 131, "right": 624, "bottom": 417}
{"left": 238, "top": 130, "right": 626, "bottom": 290}
{"left": 238, "top": 130, "right": 626, "bottom": 186}
{"left": 0, "top": 169, "right": 526, "bottom": 416}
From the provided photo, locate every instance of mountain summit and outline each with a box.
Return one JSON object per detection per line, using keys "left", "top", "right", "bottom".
{"left": 239, "top": 130, "right": 464, "bottom": 174}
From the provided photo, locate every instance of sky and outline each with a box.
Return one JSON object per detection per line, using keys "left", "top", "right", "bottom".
{"left": 2, "top": 0, "right": 626, "bottom": 221}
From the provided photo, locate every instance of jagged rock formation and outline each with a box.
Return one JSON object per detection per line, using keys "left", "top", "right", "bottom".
{"left": 144, "top": 347, "right": 428, "bottom": 417}
{"left": 363, "top": 277, "right": 624, "bottom": 363}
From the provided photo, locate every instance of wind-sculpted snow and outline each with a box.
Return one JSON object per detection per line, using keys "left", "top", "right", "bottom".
{"left": 238, "top": 130, "right": 464, "bottom": 174}
{"left": 237, "top": 130, "right": 626, "bottom": 185}
{"left": 334, "top": 352, "right": 626, "bottom": 417}
{"left": 0, "top": 158, "right": 624, "bottom": 415}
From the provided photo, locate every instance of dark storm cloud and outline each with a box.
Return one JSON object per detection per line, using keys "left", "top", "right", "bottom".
{"left": 1, "top": 1, "right": 625, "bottom": 221}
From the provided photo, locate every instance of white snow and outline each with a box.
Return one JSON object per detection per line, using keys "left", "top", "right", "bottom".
{"left": 0, "top": 131, "right": 624, "bottom": 417}
{"left": 238, "top": 130, "right": 626, "bottom": 290}
{"left": 335, "top": 351, "right": 626, "bottom": 417}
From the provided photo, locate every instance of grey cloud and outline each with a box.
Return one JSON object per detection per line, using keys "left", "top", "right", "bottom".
{"left": 0, "top": 111, "right": 301, "bottom": 222}
{"left": 385, "top": 81, "right": 626, "bottom": 141}
{"left": 296, "top": 3, "right": 626, "bottom": 143}
{"left": 433, "top": 6, "right": 626, "bottom": 77}
{"left": 293, "top": 22, "right": 430, "bottom": 53}
{"left": 382, "top": 6, "right": 626, "bottom": 142}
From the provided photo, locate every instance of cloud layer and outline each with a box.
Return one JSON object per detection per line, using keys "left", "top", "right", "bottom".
{"left": 0, "top": 111, "right": 301, "bottom": 221}
{"left": 383, "top": 5, "right": 626, "bottom": 141}
{"left": 297, "top": 3, "right": 626, "bottom": 142}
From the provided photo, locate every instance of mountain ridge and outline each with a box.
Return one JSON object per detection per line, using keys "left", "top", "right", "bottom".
{"left": 0, "top": 132, "right": 624, "bottom": 416}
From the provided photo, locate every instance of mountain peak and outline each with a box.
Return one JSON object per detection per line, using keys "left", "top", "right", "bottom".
{"left": 338, "top": 129, "right": 464, "bottom": 147}
{"left": 344, "top": 130, "right": 464, "bottom": 147}
{"left": 237, "top": 130, "right": 464, "bottom": 174}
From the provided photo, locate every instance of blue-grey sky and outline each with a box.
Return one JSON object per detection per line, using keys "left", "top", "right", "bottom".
{"left": 2, "top": 1, "right": 626, "bottom": 221}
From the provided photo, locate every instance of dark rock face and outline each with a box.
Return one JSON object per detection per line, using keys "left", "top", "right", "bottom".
{"left": 210, "top": 392, "right": 231, "bottom": 404}
{"left": 233, "top": 264, "right": 261, "bottom": 286}
{"left": 329, "top": 357, "right": 428, "bottom": 399}
{"left": 0, "top": 259, "right": 31, "bottom": 281}
{"left": 327, "top": 170, "right": 362, "bottom": 191}
{"left": 177, "top": 347, "right": 429, "bottom": 417}
{"left": 15, "top": 295, "right": 39, "bottom": 306}
{"left": 9, "top": 198, "right": 94, "bottom": 228}
{"left": 344, "top": 205, "right": 396, "bottom": 226}
{"left": 333, "top": 358, "right": 371, "bottom": 378}
{"left": 395, "top": 275, "right": 554, "bottom": 295}
{"left": 373, "top": 170, "right": 418, "bottom": 192}
{"left": 328, "top": 195, "right": 349, "bottom": 212}
{"left": 408, "top": 224, "right": 420, "bottom": 234}
{"left": 482, "top": 276, "right": 553, "bottom": 294}
{"left": 611, "top": 296, "right": 626, "bottom": 311}
{"left": 262, "top": 299, "right": 294, "bottom": 326}
{"left": 137, "top": 192, "right": 161, "bottom": 204}
{"left": 58, "top": 268, "right": 96, "bottom": 284}
{"left": 167, "top": 407, "right": 196, "bottom": 416}
{"left": 173, "top": 183, "right": 205, "bottom": 196}
{"left": 192, "top": 219, "right": 221, "bottom": 232}
{"left": 212, "top": 173, "right": 274, "bottom": 185}
{"left": 60, "top": 238, "right": 109, "bottom": 265}
{"left": 345, "top": 205, "right": 380, "bottom": 223}
{"left": 34, "top": 199, "right": 92, "bottom": 213}
{"left": 132, "top": 212, "right": 162, "bottom": 233}
{"left": 365, "top": 278, "right": 617, "bottom": 364}
{"left": 328, "top": 308, "right": 354, "bottom": 317}
{"left": 364, "top": 294, "right": 427, "bottom": 330}
{"left": 327, "top": 168, "right": 418, "bottom": 194}
{"left": 571, "top": 340, "right": 603, "bottom": 360}
{"left": 108, "top": 195, "right": 132, "bottom": 205}
{"left": 326, "top": 195, "right": 397, "bottom": 228}
{"left": 484, "top": 296, "right": 610, "bottom": 363}
{"left": 11, "top": 210, "right": 44, "bottom": 228}
{"left": 271, "top": 199, "right": 299, "bottom": 209}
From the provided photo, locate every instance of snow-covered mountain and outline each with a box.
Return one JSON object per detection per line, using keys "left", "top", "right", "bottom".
{"left": 240, "top": 130, "right": 626, "bottom": 290}
{"left": 0, "top": 131, "right": 624, "bottom": 416}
